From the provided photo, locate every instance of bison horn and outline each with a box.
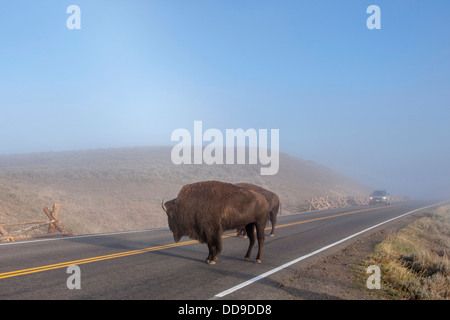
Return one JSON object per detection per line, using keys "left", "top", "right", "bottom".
{"left": 162, "top": 199, "right": 167, "bottom": 213}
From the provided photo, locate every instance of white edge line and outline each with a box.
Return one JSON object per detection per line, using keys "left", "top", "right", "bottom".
{"left": 213, "top": 201, "right": 449, "bottom": 298}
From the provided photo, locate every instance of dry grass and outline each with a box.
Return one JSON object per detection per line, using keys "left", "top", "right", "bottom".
{"left": 365, "top": 205, "right": 450, "bottom": 300}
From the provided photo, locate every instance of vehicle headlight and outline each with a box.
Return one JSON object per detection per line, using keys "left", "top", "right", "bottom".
{"left": 383, "top": 197, "right": 387, "bottom": 199}
{"left": 370, "top": 197, "right": 373, "bottom": 199}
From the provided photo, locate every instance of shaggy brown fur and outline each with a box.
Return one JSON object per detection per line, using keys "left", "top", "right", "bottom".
{"left": 235, "top": 183, "right": 280, "bottom": 237}
{"left": 162, "top": 180, "right": 271, "bottom": 264}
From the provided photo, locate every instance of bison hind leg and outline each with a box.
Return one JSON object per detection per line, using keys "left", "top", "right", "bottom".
{"left": 243, "top": 222, "right": 265, "bottom": 263}
{"left": 269, "top": 211, "right": 277, "bottom": 237}
{"left": 254, "top": 221, "right": 266, "bottom": 263}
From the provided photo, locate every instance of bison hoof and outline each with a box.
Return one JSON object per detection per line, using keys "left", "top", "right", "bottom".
{"left": 255, "top": 259, "right": 262, "bottom": 264}
{"left": 206, "top": 259, "right": 216, "bottom": 265}
{"left": 269, "top": 234, "right": 275, "bottom": 237}
{"left": 243, "top": 257, "right": 251, "bottom": 262}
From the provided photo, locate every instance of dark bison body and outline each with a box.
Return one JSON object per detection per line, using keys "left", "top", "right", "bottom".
{"left": 162, "top": 180, "right": 271, "bottom": 264}
{"left": 235, "top": 183, "right": 280, "bottom": 237}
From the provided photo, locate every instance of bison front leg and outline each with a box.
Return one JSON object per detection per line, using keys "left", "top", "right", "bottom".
{"left": 206, "top": 233, "right": 223, "bottom": 265}
{"left": 236, "top": 227, "right": 247, "bottom": 238}
{"left": 206, "top": 243, "right": 216, "bottom": 265}
{"left": 243, "top": 224, "right": 255, "bottom": 262}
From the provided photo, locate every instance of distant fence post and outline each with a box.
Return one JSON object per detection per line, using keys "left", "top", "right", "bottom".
{"left": 43, "top": 203, "right": 66, "bottom": 233}
{"left": 305, "top": 193, "right": 405, "bottom": 212}
{"left": 0, "top": 203, "right": 73, "bottom": 242}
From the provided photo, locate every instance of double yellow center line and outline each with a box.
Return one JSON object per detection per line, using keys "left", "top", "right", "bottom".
{"left": 0, "top": 240, "right": 196, "bottom": 280}
{"left": 0, "top": 206, "right": 384, "bottom": 280}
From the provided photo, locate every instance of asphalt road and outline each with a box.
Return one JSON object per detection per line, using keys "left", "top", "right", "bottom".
{"left": 0, "top": 200, "right": 445, "bottom": 300}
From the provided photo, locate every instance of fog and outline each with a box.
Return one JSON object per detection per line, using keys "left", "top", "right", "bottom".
{"left": 1, "top": 1, "right": 449, "bottom": 201}
{"left": 315, "top": 151, "right": 450, "bottom": 200}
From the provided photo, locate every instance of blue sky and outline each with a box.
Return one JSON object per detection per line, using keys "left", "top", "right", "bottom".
{"left": 1, "top": 1, "right": 449, "bottom": 198}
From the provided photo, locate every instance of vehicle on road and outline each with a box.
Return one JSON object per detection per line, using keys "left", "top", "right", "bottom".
{"left": 369, "top": 190, "right": 391, "bottom": 205}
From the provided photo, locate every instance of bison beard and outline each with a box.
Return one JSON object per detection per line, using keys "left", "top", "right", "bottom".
{"left": 162, "top": 181, "right": 271, "bottom": 264}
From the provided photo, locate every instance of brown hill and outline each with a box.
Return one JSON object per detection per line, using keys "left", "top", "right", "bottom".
{"left": 0, "top": 146, "right": 369, "bottom": 235}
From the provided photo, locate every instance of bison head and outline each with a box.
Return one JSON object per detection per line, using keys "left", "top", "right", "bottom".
{"left": 162, "top": 198, "right": 182, "bottom": 242}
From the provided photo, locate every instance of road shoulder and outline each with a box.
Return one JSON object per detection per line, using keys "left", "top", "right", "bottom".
{"left": 268, "top": 211, "right": 429, "bottom": 300}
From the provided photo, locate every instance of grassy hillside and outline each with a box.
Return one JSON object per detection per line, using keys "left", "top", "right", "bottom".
{"left": 0, "top": 146, "right": 369, "bottom": 235}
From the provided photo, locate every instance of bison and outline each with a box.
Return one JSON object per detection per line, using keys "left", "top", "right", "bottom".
{"left": 162, "top": 180, "right": 271, "bottom": 264}
{"left": 235, "top": 183, "right": 280, "bottom": 237}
